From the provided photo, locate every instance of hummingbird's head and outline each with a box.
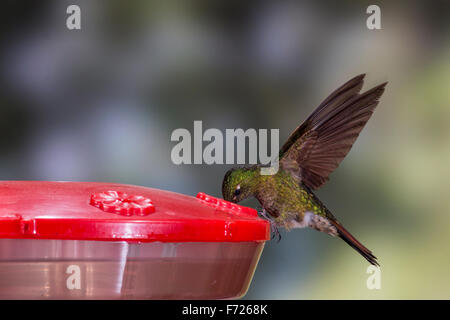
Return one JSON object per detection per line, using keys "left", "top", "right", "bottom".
{"left": 222, "top": 166, "right": 258, "bottom": 203}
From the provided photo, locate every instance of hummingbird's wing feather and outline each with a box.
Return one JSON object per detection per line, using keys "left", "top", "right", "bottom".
{"left": 279, "top": 74, "right": 387, "bottom": 190}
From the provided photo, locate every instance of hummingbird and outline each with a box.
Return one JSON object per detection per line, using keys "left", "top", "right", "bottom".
{"left": 222, "top": 74, "right": 387, "bottom": 266}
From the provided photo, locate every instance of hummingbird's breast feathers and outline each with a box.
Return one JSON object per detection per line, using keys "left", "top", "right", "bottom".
{"left": 291, "top": 211, "right": 338, "bottom": 236}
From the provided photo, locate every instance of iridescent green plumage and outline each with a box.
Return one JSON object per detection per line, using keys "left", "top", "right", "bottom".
{"left": 223, "top": 166, "right": 332, "bottom": 229}
{"left": 222, "top": 74, "right": 387, "bottom": 266}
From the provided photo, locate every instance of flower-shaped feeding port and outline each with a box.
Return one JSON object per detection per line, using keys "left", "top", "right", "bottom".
{"left": 196, "top": 192, "right": 257, "bottom": 217}
{"left": 90, "top": 191, "right": 155, "bottom": 216}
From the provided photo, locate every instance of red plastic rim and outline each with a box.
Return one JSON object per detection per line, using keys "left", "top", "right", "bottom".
{"left": 0, "top": 181, "right": 270, "bottom": 242}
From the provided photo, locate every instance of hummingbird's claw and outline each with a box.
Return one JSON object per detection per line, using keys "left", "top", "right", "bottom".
{"left": 259, "top": 208, "right": 269, "bottom": 220}
{"left": 259, "top": 209, "right": 282, "bottom": 243}
{"left": 271, "top": 224, "right": 282, "bottom": 243}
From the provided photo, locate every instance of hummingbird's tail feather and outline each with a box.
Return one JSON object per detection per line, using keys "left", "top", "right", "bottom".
{"left": 330, "top": 220, "right": 379, "bottom": 267}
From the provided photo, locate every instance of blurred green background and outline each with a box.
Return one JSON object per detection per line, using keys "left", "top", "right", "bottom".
{"left": 0, "top": 0, "right": 449, "bottom": 299}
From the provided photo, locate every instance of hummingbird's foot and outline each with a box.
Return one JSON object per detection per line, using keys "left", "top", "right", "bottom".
{"left": 259, "top": 209, "right": 282, "bottom": 243}
{"left": 259, "top": 208, "right": 269, "bottom": 220}
{"left": 271, "top": 223, "right": 282, "bottom": 243}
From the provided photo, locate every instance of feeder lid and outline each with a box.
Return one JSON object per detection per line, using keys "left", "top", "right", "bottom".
{"left": 0, "top": 181, "right": 270, "bottom": 242}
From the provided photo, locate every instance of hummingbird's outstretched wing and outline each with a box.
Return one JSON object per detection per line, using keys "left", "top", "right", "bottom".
{"left": 279, "top": 74, "right": 387, "bottom": 190}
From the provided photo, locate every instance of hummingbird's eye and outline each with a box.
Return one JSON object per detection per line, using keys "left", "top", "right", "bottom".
{"left": 234, "top": 188, "right": 241, "bottom": 196}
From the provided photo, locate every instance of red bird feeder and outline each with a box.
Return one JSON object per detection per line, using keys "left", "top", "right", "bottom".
{"left": 0, "top": 181, "right": 270, "bottom": 299}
